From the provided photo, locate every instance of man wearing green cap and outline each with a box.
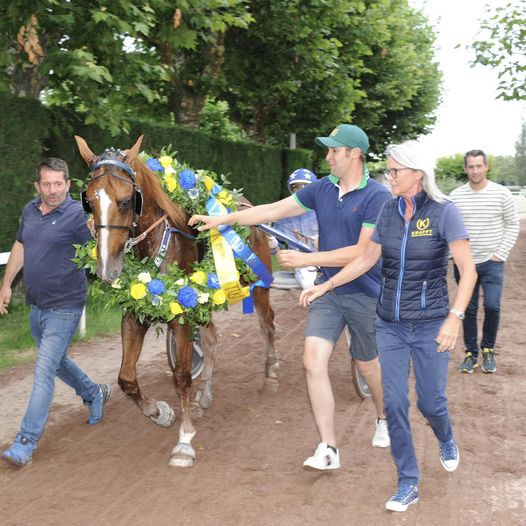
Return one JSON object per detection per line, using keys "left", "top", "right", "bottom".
{"left": 189, "top": 124, "right": 391, "bottom": 470}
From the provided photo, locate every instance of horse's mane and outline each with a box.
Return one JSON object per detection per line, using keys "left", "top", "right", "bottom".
{"left": 133, "top": 157, "right": 189, "bottom": 231}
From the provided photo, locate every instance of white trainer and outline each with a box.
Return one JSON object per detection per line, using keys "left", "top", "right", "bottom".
{"left": 372, "top": 418, "right": 391, "bottom": 448}
{"left": 303, "top": 442, "right": 340, "bottom": 470}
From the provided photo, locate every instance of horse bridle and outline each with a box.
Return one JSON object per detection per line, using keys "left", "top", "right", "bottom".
{"left": 81, "top": 155, "right": 143, "bottom": 232}
{"left": 81, "top": 152, "right": 196, "bottom": 257}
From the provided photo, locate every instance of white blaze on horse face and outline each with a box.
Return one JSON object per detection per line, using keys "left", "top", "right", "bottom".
{"left": 97, "top": 188, "right": 112, "bottom": 275}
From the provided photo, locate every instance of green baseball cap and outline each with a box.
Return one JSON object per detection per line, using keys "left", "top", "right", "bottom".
{"left": 315, "top": 124, "right": 369, "bottom": 153}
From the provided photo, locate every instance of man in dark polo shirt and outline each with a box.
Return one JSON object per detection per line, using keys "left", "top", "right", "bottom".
{"left": 189, "top": 124, "right": 391, "bottom": 470}
{"left": 0, "top": 157, "right": 111, "bottom": 467}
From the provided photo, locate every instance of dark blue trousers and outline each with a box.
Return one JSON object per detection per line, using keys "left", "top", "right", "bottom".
{"left": 376, "top": 317, "right": 454, "bottom": 486}
{"left": 454, "top": 260, "right": 504, "bottom": 356}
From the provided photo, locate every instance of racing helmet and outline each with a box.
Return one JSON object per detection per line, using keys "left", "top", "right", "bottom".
{"left": 287, "top": 168, "right": 317, "bottom": 193}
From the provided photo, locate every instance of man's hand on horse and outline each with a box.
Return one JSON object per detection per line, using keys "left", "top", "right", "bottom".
{"left": 277, "top": 249, "right": 310, "bottom": 269}
{"left": 188, "top": 214, "right": 225, "bottom": 232}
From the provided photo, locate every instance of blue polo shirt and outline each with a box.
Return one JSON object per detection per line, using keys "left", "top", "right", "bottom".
{"left": 16, "top": 195, "right": 92, "bottom": 309}
{"left": 294, "top": 174, "right": 391, "bottom": 297}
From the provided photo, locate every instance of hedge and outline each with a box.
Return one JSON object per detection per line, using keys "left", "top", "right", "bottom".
{"left": 0, "top": 94, "right": 313, "bottom": 253}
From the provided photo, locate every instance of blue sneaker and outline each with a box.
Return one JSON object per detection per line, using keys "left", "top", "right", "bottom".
{"left": 385, "top": 484, "right": 419, "bottom": 512}
{"left": 459, "top": 352, "right": 478, "bottom": 373}
{"left": 1, "top": 434, "right": 36, "bottom": 467}
{"left": 481, "top": 348, "right": 496, "bottom": 373}
{"left": 85, "top": 383, "right": 112, "bottom": 425}
{"left": 439, "top": 439, "right": 460, "bottom": 472}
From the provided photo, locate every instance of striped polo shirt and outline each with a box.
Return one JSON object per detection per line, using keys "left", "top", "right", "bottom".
{"left": 449, "top": 181, "right": 520, "bottom": 263}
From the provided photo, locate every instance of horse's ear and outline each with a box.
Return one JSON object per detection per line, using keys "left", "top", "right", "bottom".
{"left": 124, "top": 135, "right": 144, "bottom": 163}
{"left": 74, "top": 135, "right": 96, "bottom": 166}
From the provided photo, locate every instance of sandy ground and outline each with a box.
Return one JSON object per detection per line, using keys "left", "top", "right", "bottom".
{"left": 0, "top": 228, "right": 525, "bottom": 526}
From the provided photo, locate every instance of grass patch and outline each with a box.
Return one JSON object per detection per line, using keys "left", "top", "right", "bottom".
{"left": 0, "top": 296, "right": 122, "bottom": 371}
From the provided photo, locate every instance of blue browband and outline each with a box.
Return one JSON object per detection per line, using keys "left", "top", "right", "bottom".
{"left": 91, "top": 159, "right": 136, "bottom": 180}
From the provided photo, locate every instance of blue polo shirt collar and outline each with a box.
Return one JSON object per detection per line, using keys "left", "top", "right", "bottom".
{"left": 328, "top": 165, "right": 369, "bottom": 193}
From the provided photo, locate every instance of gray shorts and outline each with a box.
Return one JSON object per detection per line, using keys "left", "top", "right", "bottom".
{"left": 305, "top": 291, "right": 378, "bottom": 362}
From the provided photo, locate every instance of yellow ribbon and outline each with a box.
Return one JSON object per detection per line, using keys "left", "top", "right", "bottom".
{"left": 204, "top": 176, "right": 250, "bottom": 305}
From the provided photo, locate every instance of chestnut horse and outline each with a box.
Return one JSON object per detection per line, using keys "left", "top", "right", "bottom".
{"left": 75, "top": 135, "right": 278, "bottom": 467}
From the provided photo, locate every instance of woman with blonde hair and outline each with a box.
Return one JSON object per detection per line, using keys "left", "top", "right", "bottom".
{"left": 300, "top": 140, "right": 477, "bottom": 512}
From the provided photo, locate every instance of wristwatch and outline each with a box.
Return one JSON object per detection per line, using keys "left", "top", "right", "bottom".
{"left": 450, "top": 308, "right": 465, "bottom": 320}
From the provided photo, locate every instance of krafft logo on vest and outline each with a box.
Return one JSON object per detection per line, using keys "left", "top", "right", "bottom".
{"left": 411, "top": 217, "right": 432, "bottom": 237}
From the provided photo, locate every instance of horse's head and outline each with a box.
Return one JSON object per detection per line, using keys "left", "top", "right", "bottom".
{"left": 75, "top": 135, "right": 144, "bottom": 282}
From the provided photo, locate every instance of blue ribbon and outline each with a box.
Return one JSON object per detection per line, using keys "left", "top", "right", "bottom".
{"left": 205, "top": 183, "right": 273, "bottom": 314}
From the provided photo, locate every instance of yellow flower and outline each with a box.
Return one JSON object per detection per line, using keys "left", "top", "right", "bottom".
{"left": 130, "top": 283, "right": 147, "bottom": 300}
{"left": 159, "top": 155, "right": 173, "bottom": 168}
{"left": 170, "top": 302, "right": 183, "bottom": 315}
{"left": 190, "top": 271, "right": 206, "bottom": 285}
{"left": 163, "top": 173, "right": 178, "bottom": 192}
{"left": 212, "top": 289, "right": 226, "bottom": 305}
{"left": 90, "top": 246, "right": 98, "bottom": 260}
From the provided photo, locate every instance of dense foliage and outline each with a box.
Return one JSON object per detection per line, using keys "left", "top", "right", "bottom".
{"left": 471, "top": 2, "right": 526, "bottom": 101}
{"left": 1, "top": 0, "right": 442, "bottom": 154}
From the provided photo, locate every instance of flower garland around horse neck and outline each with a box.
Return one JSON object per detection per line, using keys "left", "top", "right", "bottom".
{"left": 73, "top": 149, "right": 257, "bottom": 327}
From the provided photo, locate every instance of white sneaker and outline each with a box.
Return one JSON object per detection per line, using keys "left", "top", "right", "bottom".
{"left": 303, "top": 442, "right": 340, "bottom": 471}
{"left": 372, "top": 418, "right": 390, "bottom": 448}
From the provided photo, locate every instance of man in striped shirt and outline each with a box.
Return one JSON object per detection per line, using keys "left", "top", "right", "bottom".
{"left": 450, "top": 149, "right": 520, "bottom": 374}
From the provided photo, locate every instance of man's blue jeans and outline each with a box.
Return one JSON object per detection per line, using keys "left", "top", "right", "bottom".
{"left": 454, "top": 260, "right": 504, "bottom": 356}
{"left": 19, "top": 305, "right": 99, "bottom": 445}
{"left": 376, "top": 317, "right": 453, "bottom": 487}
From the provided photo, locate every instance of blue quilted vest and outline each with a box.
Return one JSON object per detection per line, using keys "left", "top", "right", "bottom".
{"left": 376, "top": 192, "right": 450, "bottom": 322}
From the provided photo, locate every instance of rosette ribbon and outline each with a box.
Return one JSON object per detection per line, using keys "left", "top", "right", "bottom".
{"left": 203, "top": 176, "right": 273, "bottom": 313}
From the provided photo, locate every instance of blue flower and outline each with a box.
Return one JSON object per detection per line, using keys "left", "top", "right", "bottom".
{"left": 207, "top": 273, "right": 221, "bottom": 289}
{"left": 147, "top": 278, "right": 166, "bottom": 295}
{"left": 178, "top": 169, "right": 196, "bottom": 190}
{"left": 146, "top": 158, "right": 163, "bottom": 172}
{"left": 178, "top": 286, "right": 198, "bottom": 308}
{"left": 187, "top": 188, "right": 199, "bottom": 200}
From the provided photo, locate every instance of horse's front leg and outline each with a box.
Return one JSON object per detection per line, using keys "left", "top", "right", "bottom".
{"left": 194, "top": 323, "right": 219, "bottom": 411}
{"left": 119, "top": 314, "right": 175, "bottom": 427}
{"left": 168, "top": 320, "right": 197, "bottom": 468}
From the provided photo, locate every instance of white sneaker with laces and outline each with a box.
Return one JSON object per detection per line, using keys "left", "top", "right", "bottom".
{"left": 372, "top": 418, "right": 390, "bottom": 448}
{"left": 303, "top": 442, "right": 340, "bottom": 471}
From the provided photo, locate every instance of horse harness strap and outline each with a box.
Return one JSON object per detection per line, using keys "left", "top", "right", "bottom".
{"left": 123, "top": 214, "right": 197, "bottom": 264}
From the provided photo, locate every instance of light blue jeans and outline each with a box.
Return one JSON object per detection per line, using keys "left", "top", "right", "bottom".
{"left": 19, "top": 305, "right": 99, "bottom": 445}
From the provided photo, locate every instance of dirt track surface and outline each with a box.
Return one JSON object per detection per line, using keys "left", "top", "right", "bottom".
{"left": 1, "top": 227, "right": 526, "bottom": 526}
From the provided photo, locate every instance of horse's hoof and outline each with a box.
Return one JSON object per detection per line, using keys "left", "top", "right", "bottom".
{"left": 150, "top": 400, "right": 176, "bottom": 428}
{"left": 190, "top": 401, "right": 204, "bottom": 418}
{"left": 195, "top": 384, "right": 213, "bottom": 409}
{"left": 263, "top": 376, "right": 279, "bottom": 392}
{"left": 168, "top": 442, "right": 196, "bottom": 468}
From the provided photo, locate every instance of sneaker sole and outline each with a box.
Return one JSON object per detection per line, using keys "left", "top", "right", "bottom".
{"left": 440, "top": 448, "right": 460, "bottom": 472}
{"left": 372, "top": 440, "right": 391, "bottom": 448}
{"left": 303, "top": 461, "right": 340, "bottom": 471}
{"left": 386, "top": 497, "right": 419, "bottom": 512}
{"left": 1, "top": 454, "right": 32, "bottom": 467}
{"left": 481, "top": 366, "right": 496, "bottom": 373}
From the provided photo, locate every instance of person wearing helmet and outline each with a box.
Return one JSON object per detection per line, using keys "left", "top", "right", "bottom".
{"left": 273, "top": 168, "right": 319, "bottom": 250}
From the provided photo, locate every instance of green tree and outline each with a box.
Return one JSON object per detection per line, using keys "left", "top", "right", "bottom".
{"left": 471, "top": 2, "right": 526, "bottom": 101}
{"left": 515, "top": 119, "right": 526, "bottom": 185}
{"left": 491, "top": 155, "right": 519, "bottom": 185}
{"left": 435, "top": 154, "right": 466, "bottom": 194}
{"left": 0, "top": 1, "right": 253, "bottom": 134}
{"left": 219, "top": 0, "right": 440, "bottom": 153}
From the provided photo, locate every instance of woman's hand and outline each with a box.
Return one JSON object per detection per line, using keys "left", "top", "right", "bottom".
{"left": 277, "top": 249, "right": 309, "bottom": 269}
{"left": 188, "top": 214, "right": 224, "bottom": 232}
{"left": 299, "top": 281, "right": 331, "bottom": 307}
{"left": 434, "top": 315, "right": 462, "bottom": 352}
